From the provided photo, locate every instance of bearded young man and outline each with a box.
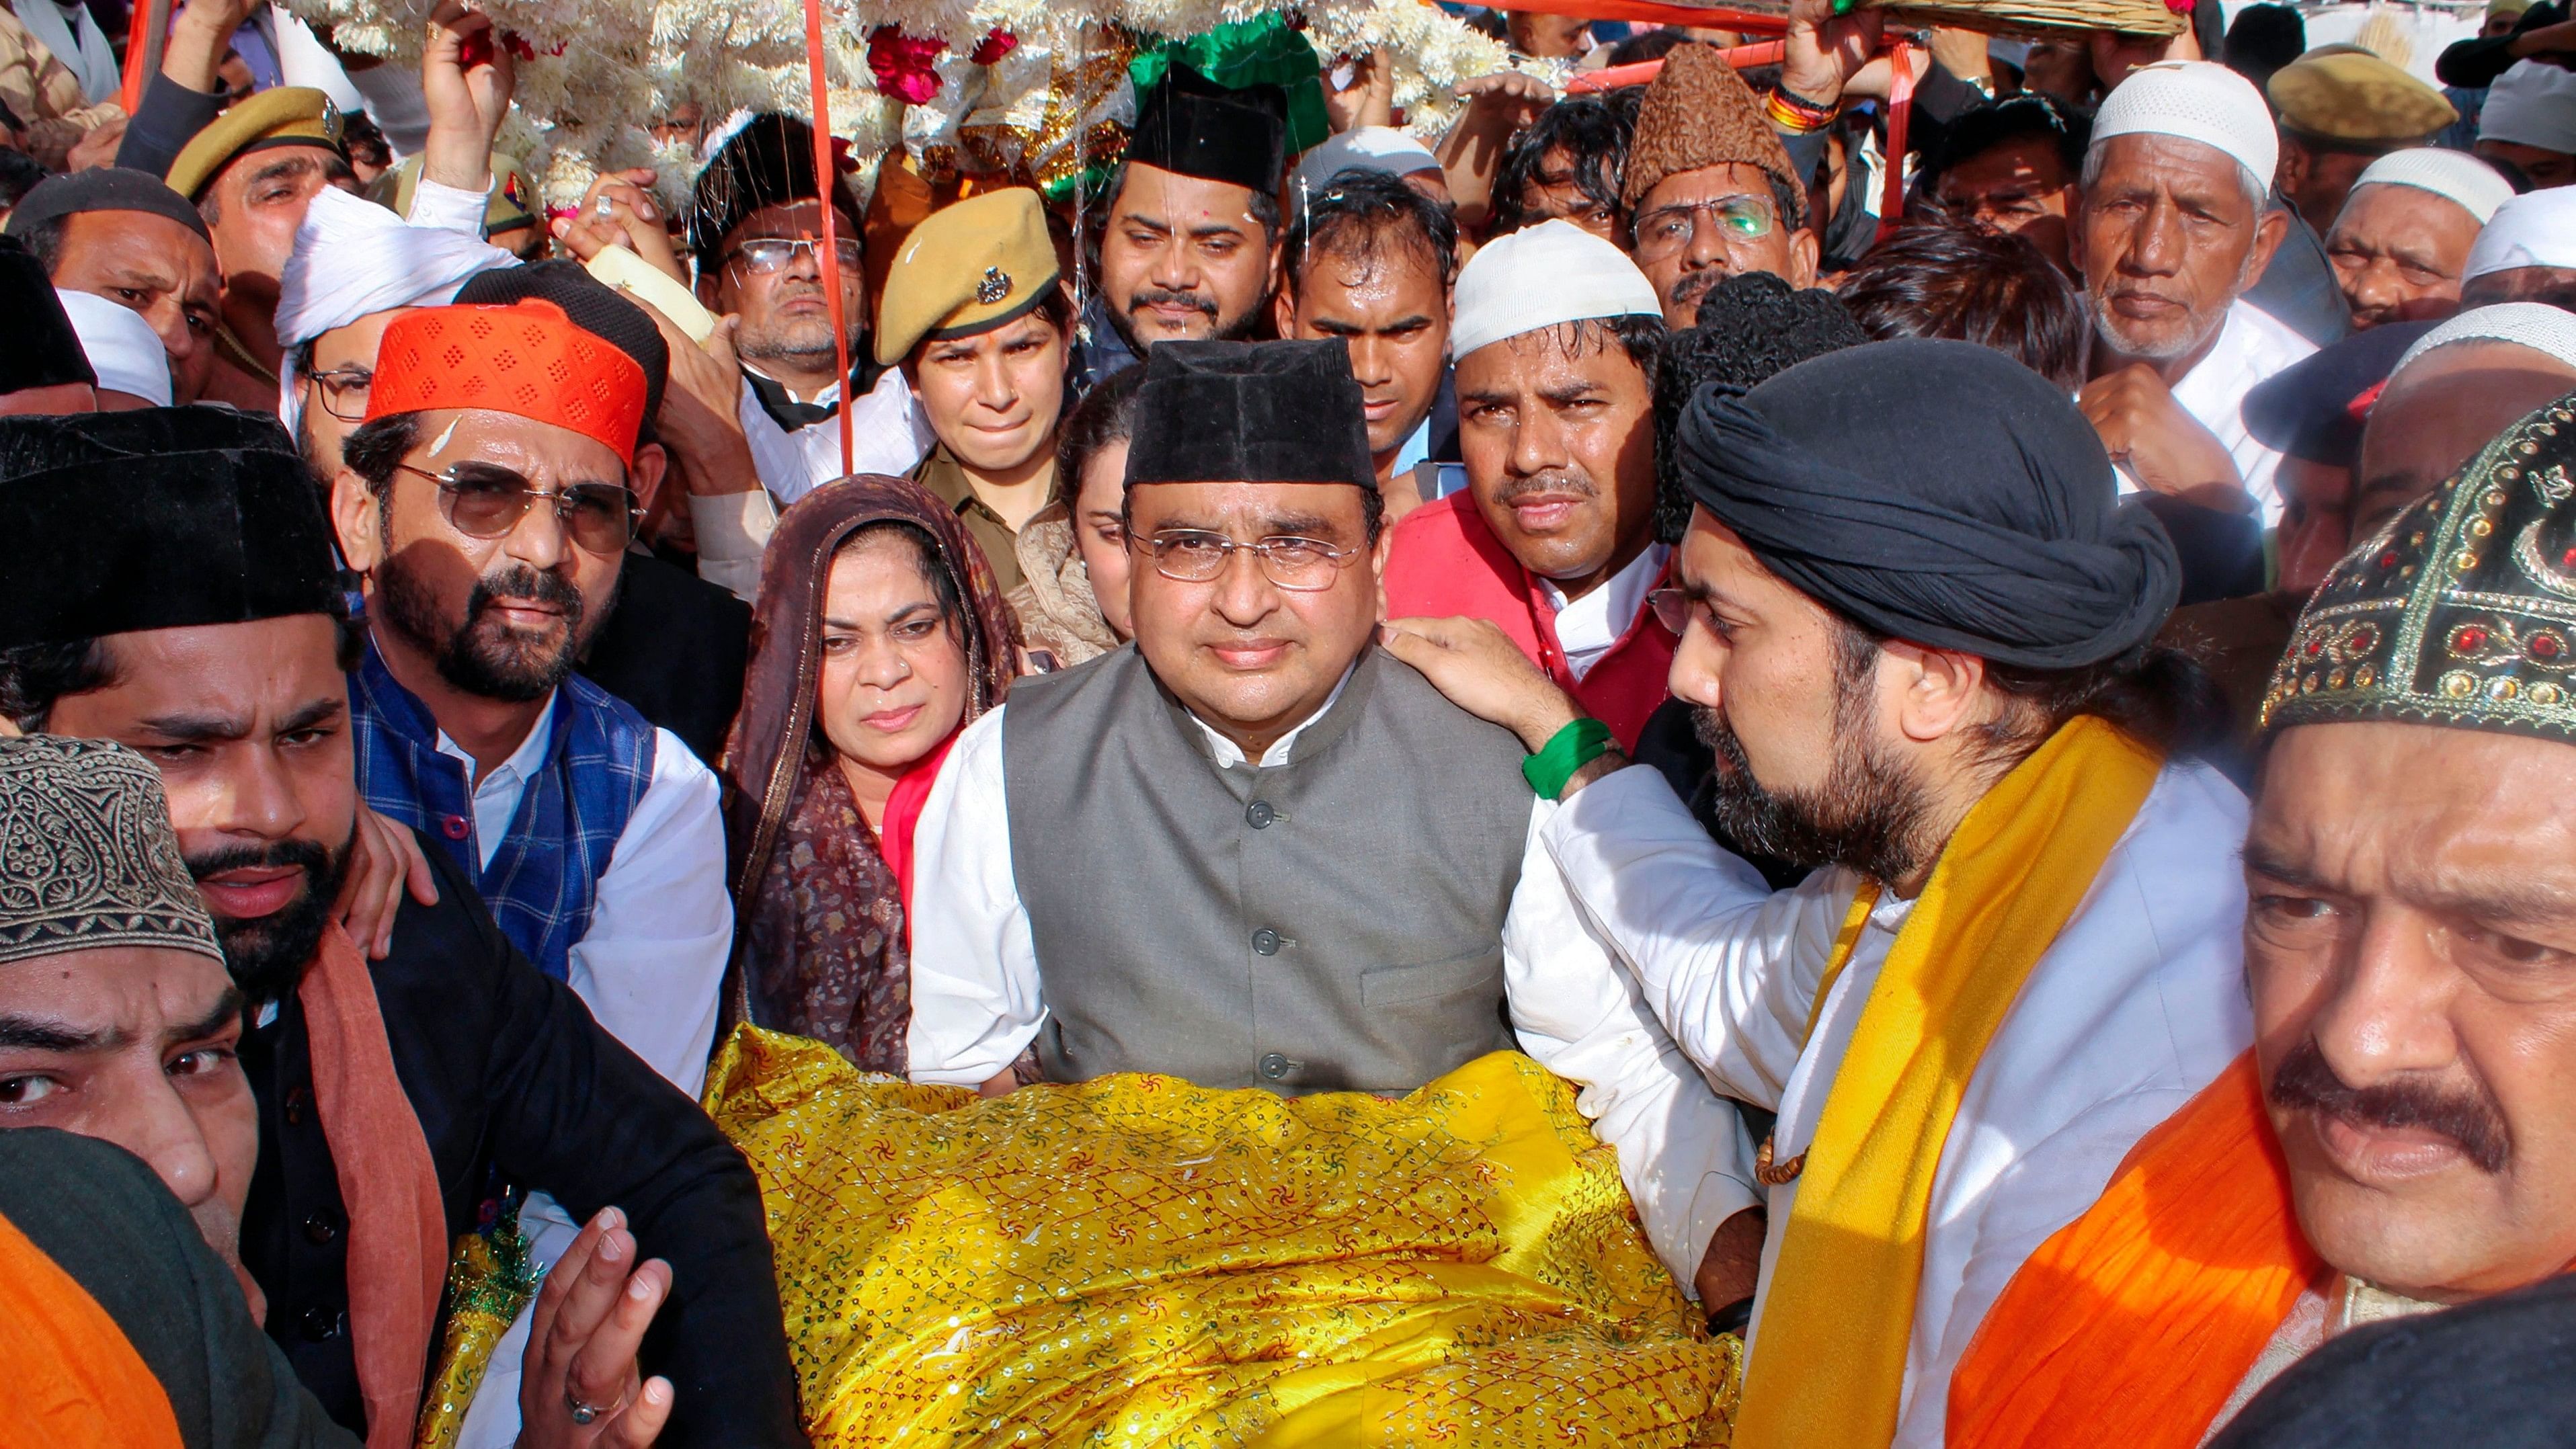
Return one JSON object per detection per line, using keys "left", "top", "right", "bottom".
{"left": 1388, "top": 339, "right": 2251, "bottom": 1449}
{"left": 0, "top": 410, "right": 801, "bottom": 1448}
{"left": 1945, "top": 382, "right": 2576, "bottom": 1448}
{"left": 1382, "top": 220, "right": 1675, "bottom": 749}
{"left": 2076, "top": 61, "right": 2313, "bottom": 522}
{"left": 1068, "top": 65, "right": 1290, "bottom": 394}
{"left": 0, "top": 736, "right": 683, "bottom": 1449}
{"left": 905, "top": 338, "right": 1755, "bottom": 1300}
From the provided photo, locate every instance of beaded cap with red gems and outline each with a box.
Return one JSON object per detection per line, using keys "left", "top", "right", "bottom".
{"left": 2264, "top": 387, "right": 2576, "bottom": 739}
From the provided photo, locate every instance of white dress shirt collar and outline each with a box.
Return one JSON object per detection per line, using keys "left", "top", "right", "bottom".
{"left": 1185, "top": 660, "right": 1359, "bottom": 769}
{"left": 430, "top": 690, "right": 559, "bottom": 872}
{"left": 1539, "top": 542, "right": 1671, "bottom": 681}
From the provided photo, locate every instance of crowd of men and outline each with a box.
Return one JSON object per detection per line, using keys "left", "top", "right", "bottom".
{"left": 3, "top": 0, "right": 2576, "bottom": 1443}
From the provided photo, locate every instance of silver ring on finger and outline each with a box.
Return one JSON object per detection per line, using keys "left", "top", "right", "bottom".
{"left": 566, "top": 1389, "right": 614, "bottom": 1425}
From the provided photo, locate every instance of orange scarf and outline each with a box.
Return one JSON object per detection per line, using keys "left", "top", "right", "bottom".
{"left": 0, "top": 1205, "right": 185, "bottom": 1449}
{"left": 1947, "top": 1051, "right": 2327, "bottom": 1449}
{"left": 300, "top": 921, "right": 448, "bottom": 1448}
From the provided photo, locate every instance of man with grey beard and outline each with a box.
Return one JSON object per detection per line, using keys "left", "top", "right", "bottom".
{"left": 2074, "top": 62, "right": 2313, "bottom": 526}
{"left": 1388, "top": 338, "right": 2249, "bottom": 1448}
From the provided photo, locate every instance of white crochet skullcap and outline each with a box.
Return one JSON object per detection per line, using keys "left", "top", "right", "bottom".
{"left": 1449, "top": 218, "right": 1661, "bottom": 360}
{"left": 1291, "top": 127, "right": 1442, "bottom": 197}
{"left": 2392, "top": 302, "right": 2576, "bottom": 381}
{"left": 2462, "top": 185, "right": 2576, "bottom": 280}
{"left": 2349, "top": 149, "right": 2516, "bottom": 226}
{"left": 2091, "top": 60, "right": 2280, "bottom": 189}
{"left": 54, "top": 288, "right": 172, "bottom": 407}
{"left": 2479, "top": 59, "right": 2576, "bottom": 155}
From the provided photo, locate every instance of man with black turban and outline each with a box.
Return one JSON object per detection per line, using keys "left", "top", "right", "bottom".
{"left": 1387, "top": 337, "right": 2252, "bottom": 1449}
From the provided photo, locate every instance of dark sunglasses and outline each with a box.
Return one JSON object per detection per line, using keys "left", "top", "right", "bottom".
{"left": 393, "top": 462, "right": 639, "bottom": 554}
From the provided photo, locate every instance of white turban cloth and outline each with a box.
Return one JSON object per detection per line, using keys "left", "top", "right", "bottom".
{"left": 1291, "top": 127, "right": 1443, "bottom": 198}
{"left": 274, "top": 185, "right": 518, "bottom": 431}
{"left": 2462, "top": 185, "right": 2576, "bottom": 281}
{"left": 2091, "top": 60, "right": 2280, "bottom": 192}
{"left": 2479, "top": 60, "right": 2576, "bottom": 156}
{"left": 1449, "top": 218, "right": 1661, "bottom": 360}
{"left": 54, "top": 290, "right": 173, "bottom": 407}
{"left": 2349, "top": 149, "right": 2516, "bottom": 226}
{"left": 2393, "top": 302, "right": 2576, "bottom": 380}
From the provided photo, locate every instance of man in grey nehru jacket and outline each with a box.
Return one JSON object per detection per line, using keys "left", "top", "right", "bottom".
{"left": 905, "top": 336, "right": 1752, "bottom": 1300}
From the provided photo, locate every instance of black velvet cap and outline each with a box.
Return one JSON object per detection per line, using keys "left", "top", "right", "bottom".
{"left": 1, "top": 166, "right": 212, "bottom": 244}
{"left": 1125, "top": 64, "right": 1289, "bottom": 196}
{"left": 455, "top": 260, "right": 670, "bottom": 421}
{"left": 0, "top": 409, "right": 338, "bottom": 649}
{"left": 2242, "top": 319, "right": 2431, "bottom": 466}
{"left": 0, "top": 235, "right": 94, "bottom": 396}
{"left": 686, "top": 112, "right": 863, "bottom": 267}
{"left": 1127, "top": 339, "right": 1375, "bottom": 489}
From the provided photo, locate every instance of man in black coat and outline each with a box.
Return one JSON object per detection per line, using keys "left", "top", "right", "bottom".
{"left": 0, "top": 407, "right": 805, "bottom": 1448}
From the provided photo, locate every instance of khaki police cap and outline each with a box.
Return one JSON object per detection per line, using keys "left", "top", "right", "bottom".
{"left": 875, "top": 187, "right": 1061, "bottom": 366}
{"left": 166, "top": 86, "right": 346, "bottom": 202}
{"left": 2268, "top": 50, "right": 2458, "bottom": 145}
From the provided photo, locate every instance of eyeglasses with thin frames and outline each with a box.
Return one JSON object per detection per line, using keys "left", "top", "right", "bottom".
{"left": 725, "top": 236, "right": 864, "bottom": 276}
{"left": 305, "top": 366, "right": 373, "bottom": 423}
{"left": 1135, "top": 529, "right": 1366, "bottom": 591}
{"left": 393, "top": 461, "right": 639, "bottom": 555}
{"left": 1629, "top": 195, "right": 1779, "bottom": 264}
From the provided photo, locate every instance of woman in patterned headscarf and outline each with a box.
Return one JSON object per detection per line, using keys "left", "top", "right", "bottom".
{"left": 721, "top": 475, "right": 1018, "bottom": 1070}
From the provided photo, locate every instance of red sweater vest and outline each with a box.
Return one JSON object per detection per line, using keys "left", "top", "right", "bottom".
{"left": 1381, "top": 491, "right": 1677, "bottom": 749}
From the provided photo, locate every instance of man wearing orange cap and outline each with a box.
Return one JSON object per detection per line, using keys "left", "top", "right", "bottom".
{"left": 325, "top": 299, "right": 731, "bottom": 1104}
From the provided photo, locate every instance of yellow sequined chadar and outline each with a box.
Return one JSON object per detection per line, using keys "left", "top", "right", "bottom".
{"left": 705, "top": 1028, "right": 1739, "bottom": 1447}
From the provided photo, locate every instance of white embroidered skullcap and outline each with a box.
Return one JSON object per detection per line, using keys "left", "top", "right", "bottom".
{"left": 54, "top": 288, "right": 172, "bottom": 407}
{"left": 1291, "top": 127, "right": 1443, "bottom": 197}
{"left": 2091, "top": 60, "right": 2280, "bottom": 189}
{"left": 273, "top": 185, "right": 516, "bottom": 431}
{"left": 2462, "top": 185, "right": 2576, "bottom": 280}
{"left": 1449, "top": 218, "right": 1661, "bottom": 360}
{"left": 2479, "top": 59, "right": 2576, "bottom": 155}
{"left": 2349, "top": 149, "right": 2516, "bottom": 225}
{"left": 2392, "top": 302, "right": 2576, "bottom": 380}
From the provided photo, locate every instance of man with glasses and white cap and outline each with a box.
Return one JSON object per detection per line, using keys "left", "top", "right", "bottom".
{"left": 908, "top": 337, "right": 1753, "bottom": 1313}
{"left": 2076, "top": 60, "right": 2316, "bottom": 523}
{"left": 2458, "top": 184, "right": 2576, "bottom": 310}
{"left": 324, "top": 298, "right": 731, "bottom": 1092}
{"left": 2324, "top": 149, "right": 2517, "bottom": 331}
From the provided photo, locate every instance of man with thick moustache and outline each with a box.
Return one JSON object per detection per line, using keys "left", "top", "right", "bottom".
{"left": 0, "top": 407, "right": 804, "bottom": 1448}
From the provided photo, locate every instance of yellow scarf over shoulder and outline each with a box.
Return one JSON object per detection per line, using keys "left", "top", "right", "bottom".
{"left": 1731, "top": 715, "right": 2163, "bottom": 1448}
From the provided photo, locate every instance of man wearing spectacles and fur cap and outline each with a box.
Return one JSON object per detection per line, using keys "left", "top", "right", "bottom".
{"left": 907, "top": 337, "right": 1753, "bottom": 1309}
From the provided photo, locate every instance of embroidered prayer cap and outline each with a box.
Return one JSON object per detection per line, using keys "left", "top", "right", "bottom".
{"left": 2093, "top": 60, "right": 2280, "bottom": 191}
{"left": 1676, "top": 337, "right": 2180, "bottom": 669}
{"left": 165, "top": 86, "right": 346, "bottom": 202}
{"left": 2266, "top": 50, "right": 2456, "bottom": 147}
{"left": 1126, "top": 339, "right": 1373, "bottom": 491}
{"left": 2263, "top": 385, "right": 2576, "bottom": 740}
{"left": 873, "top": 188, "right": 1061, "bottom": 366}
{"left": 686, "top": 111, "right": 864, "bottom": 268}
{"left": 0, "top": 408, "right": 335, "bottom": 650}
{"left": 1, "top": 166, "right": 210, "bottom": 245}
{"left": 454, "top": 261, "right": 671, "bottom": 423}
{"left": 1290, "top": 127, "right": 1441, "bottom": 198}
{"left": 2392, "top": 302, "right": 2576, "bottom": 381}
{"left": 1449, "top": 218, "right": 1661, "bottom": 362}
{"left": 0, "top": 237, "right": 93, "bottom": 398}
{"left": 2350, "top": 149, "right": 2516, "bottom": 227}
{"left": 2479, "top": 59, "right": 2576, "bottom": 157}
{"left": 1125, "top": 63, "right": 1291, "bottom": 197}
{"left": 366, "top": 300, "right": 648, "bottom": 467}
{"left": 2463, "top": 187, "right": 2576, "bottom": 282}
{"left": 1621, "top": 43, "right": 1803, "bottom": 224}
{"left": 2243, "top": 319, "right": 2433, "bottom": 468}
{"left": 0, "top": 735, "right": 221, "bottom": 968}
{"left": 55, "top": 290, "right": 174, "bottom": 407}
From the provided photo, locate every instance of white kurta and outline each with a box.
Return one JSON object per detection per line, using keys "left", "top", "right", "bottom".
{"left": 2170, "top": 299, "right": 2316, "bottom": 527}
{"left": 1542, "top": 759, "right": 2253, "bottom": 1448}
{"left": 906, "top": 688, "right": 1761, "bottom": 1289}
{"left": 443, "top": 691, "right": 734, "bottom": 1449}
{"left": 737, "top": 364, "right": 934, "bottom": 505}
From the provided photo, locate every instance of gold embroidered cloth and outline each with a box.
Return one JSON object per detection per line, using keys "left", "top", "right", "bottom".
{"left": 704, "top": 1027, "right": 1738, "bottom": 1446}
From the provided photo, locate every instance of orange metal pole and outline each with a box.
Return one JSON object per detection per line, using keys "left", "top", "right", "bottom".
{"left": 801, "top": 0, "right": 856, "bottom": 478}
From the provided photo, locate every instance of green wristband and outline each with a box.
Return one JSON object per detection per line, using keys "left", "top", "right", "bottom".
{"left": 1522, "top": 718, "right": 1616, "bottom": 800}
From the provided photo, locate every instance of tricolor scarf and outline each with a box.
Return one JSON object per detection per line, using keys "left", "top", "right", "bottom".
{"left": 350, "top": 638, "right": 655, "bottom": 981}
{"left": 1731, "top": 715, "right": 2165, "bottom": 1447}
{"left": 1946, "top": 1052, "right": 2329, "bottom": 1448}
